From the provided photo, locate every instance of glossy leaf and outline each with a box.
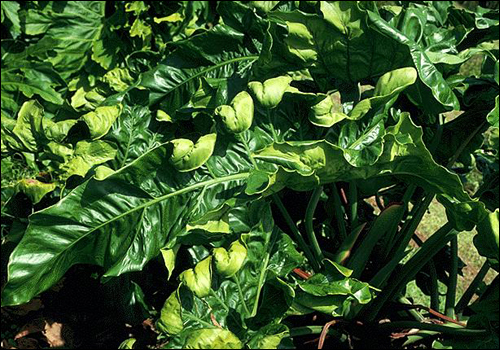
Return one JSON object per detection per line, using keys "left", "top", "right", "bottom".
{"left": 248, "top": 76, "right": 292, "bottom": 109}
{"left": 170, "top": 133, "right": 217, "bottom": 172}
{"left": 349, "top": 67, "right": 417, "bottom": 120}
{"left": 215, "top": 92, "right": 254, "bottom": 134}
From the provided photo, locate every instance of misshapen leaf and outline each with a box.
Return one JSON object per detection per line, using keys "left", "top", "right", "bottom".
{"left": 247, "top": 324, "right": 290, "bottom": 349}
{"left": 17, "top": 179, "right": 56, "bottom": 204}
{"left": 366, "top": 10, "right": 460, "bottom": 110}
{"left": 179, "top": 256, "right": 212, "bottom": 298}
{"left": 82, "top": 105, "right": 122, "bottom": 140}
{"left": 487, "top": 96, "right": 499, "bottom": 128}
{"left": 308, "top": 92, "right": 348, "bottom": 128}
{"left": 103, "top": 68, "right": 135, "bottom": 92}
{"left": 161, "top": 246, "right": 178, "bottom": 280}
{"left": 213, "top": 240, "right": 247, "bottom": 277}
{"left": 60, "top": 140, "right": 117, "bottom": 179}
{"left": 294, "top": 260, "right": 374, "bottom": 317}
{"left": 12, "top": 100, "right": 44, "bottom": 152}
{"left": 184, "top": 328, "right": 242, "bottom": 349}
{"left": 254, "top": 114, "right": 487, "bottom": 230}
{"left": 170, "top": 133, "right": 217, "bottom": 172}
{"left": 248, "top": 76, "right": 292, "bottom": 109}
{"left": 349, "top": 67, "right": 417, "bottom": 120}
{"left": 157, "top": 290, "right": 184, "bottom": 335}
{"left": 215, "top": 92, "right": 254, "bottom": 134}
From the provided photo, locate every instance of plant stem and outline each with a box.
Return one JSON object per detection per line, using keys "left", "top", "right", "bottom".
{"left": 209, "top": 289, "right": 229, "bottom": 312}
{"left": 455, "top": 262, "right": 490, "bottom": 313}
{"left": 348, "top": 181, "right": 358, "bottom": 228}
{"left": 446, "top": 120, "right": 487, "bottom": 169}
{"left": 390, "top": 194, "right": 434, "bottom": 258}
{"left": 361, "top": 223, "right": 455, "bottom": 322}
{"left": 445, "top": 237, "right": 459, "bottom": 319}
{"left": 331, "top": 184, "right": 348, "bottom": 240}
{"left": 233, "top": 276, "right": 251, "bottom": 316}
{"left": 398, "top": 296, "right": 425, "bottom": 322}
{"left": 380, "top": 184, "right": 416, "bottom": 260}
{"left": 429, "top": 260, "right": 440, "bottom": 312}
{"left": 305, "top": 186, "right": 325, "bottom": 264}
{"left": 377, "top": 321, "right": 488, "bottom": 337}
{"left": 288, "top": 326, "right": 341, "bottom": 337}
{"left": 272, "top": 194, "right": 320, "bottom": 271}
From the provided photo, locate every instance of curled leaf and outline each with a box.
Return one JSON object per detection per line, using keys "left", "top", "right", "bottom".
{"left": 157, "top": 291, "right": 184, "bottom": 335}
{"left": 170, "top": 133, "right": 216, "bottom": 172}
{"left": 213, "top": 240, "right": 247, "bottom": 277}
{"left": 179, "top": 256, "right": 212, "bottom": 298}
{"left": 309, "top": 92, "right": 348, "bottom": 127}
{"left": 17, "top": 179, "right": 56, "bottom": 204}
{"left": 184, "top": 328, "right": 242, "bottom": 349}
{"left": 248, "top": 76, "right": 292, "bottom": 109}
{"left": 215, "top": 91, "right": 254, "bottom": 133}
{"left": 349, "top": 67, "right": 417, "bottom": 120}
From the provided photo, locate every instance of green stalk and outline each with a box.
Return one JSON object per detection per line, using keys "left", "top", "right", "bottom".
{"left": 348, "top": 204, "right": 405, "bottom": 279}
{"left": 305, "top": 186, "right": 325, "bottom": 264}
{"left": 333, "top": 223, "right": 366, "bottom": 265}
{"left": 429, "top": 260, "right": 440, "bottom": 312}
{"left": 398, "top": 296, "right": 425, "bottom": 322}
{"left": 390, "top": 194, "right": 434, "bottom": 259}
{"left": 413, "top": 231, "right": 440, "bottom": 312}
{"left": 369, "top": 250, "right": 410, "bottom": 288}
{"left": 378, "top": 321, "right": 488, "bottom": 337}
{"left": 445, "top": 237, "right": 459, "bottom": 319}
{"left": 209, "top": 289, "right": 229, "bottom": 312}
{"left": 455, "top": 262, "right": 490, "bottom": 313}
{"left": 288, "top": 326, "right": 342, "bottom": 337}
{"left": 348, "top": 181, "right": 358, "bottom": 228}
{"left": 331, "top": 184, "right": 348, "bottom": 240}
{"left": 361, "top": 223, "right": 455, "bottom": 322}
{"left": 446, "top": 120, "right": 487, "bottom": 169}
{"left": 272, "top": 194, "right": 320, "bottom": 272}
{"left": 381, "top": 184, "right": 417, "bottom": 259}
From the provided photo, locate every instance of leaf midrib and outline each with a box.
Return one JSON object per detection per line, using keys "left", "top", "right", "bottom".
{"left": 152, "top": 55, "right": 259, "bottom": 98}
{"left": 40, "top": 172, "right": 251, "bottom": 273}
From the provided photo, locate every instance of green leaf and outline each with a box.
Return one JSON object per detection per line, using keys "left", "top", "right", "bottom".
{"left": 248, "top": 76, "right": 292, "bottom": 109}
{"left": 254, "top": 113, "right": 486, "bottom": 230}
{"left": 16, "top": 179, "right": 56, "bottom": 204}
{"left": 183, "top": 328, "right": 242, "bottom": 349}
{"left": 215, "top": 92, "right": 254, "bottom": 134}
{"left": 170, "top": 133, "right": 217, "bottom": 172}
{"left": 180, "top": 256, "right": 213, "bottom": 298}
{"left": 367, "top": 10, "right": 460, "bottom": 110}
{"left": 24, "top": 2, "right": 106, "bottom": 77}
{"left": 103, "top": 68, "right": 135, "bottom": 93}
{"left": 160, "top": 247, "right": 178, "bottom": 280}
{"left": 474, "top": 209, "right": 499, "bottom": 269}
{"left": 1, "top": 1, "right": 21, "bottom": 37}
{"left": 247, "top": 324, "right": 290, "bottom": 349}
{"left": 308, "top": 92, "right": 348, "bottom": 128}
{"left": 158, "top": 202, "right": 302, "bottom": 347}
{"left": 294, "top": 260, "right": 374, "bottom": 317}
{"left": 11, "top": 100, "right": 44, "bottom": 152}
{"left": 270, "top": 2, "right": 409, "bottom": 83}
{"left": 60, "top": 140, "right": 117, "bottom": 179}
{"left": 1, "top": 143, "right": 250, "bottom": 306}
{"left": 139, "top": 24, "right": 260, "bottom": 115}
{"left": 349, "top": 67, "right": 417, "bottom": 120}
{"left": 82, "top": 105, "right": 122, "bottom": 140}
{"left": 213, "top": 239, "right": 247, "bottom": 277}
{"left": 157, "top": 290, "right": 184, "bottom": 335}
{"left": 487, "top": 96, "right": 499, "bottom": 128}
